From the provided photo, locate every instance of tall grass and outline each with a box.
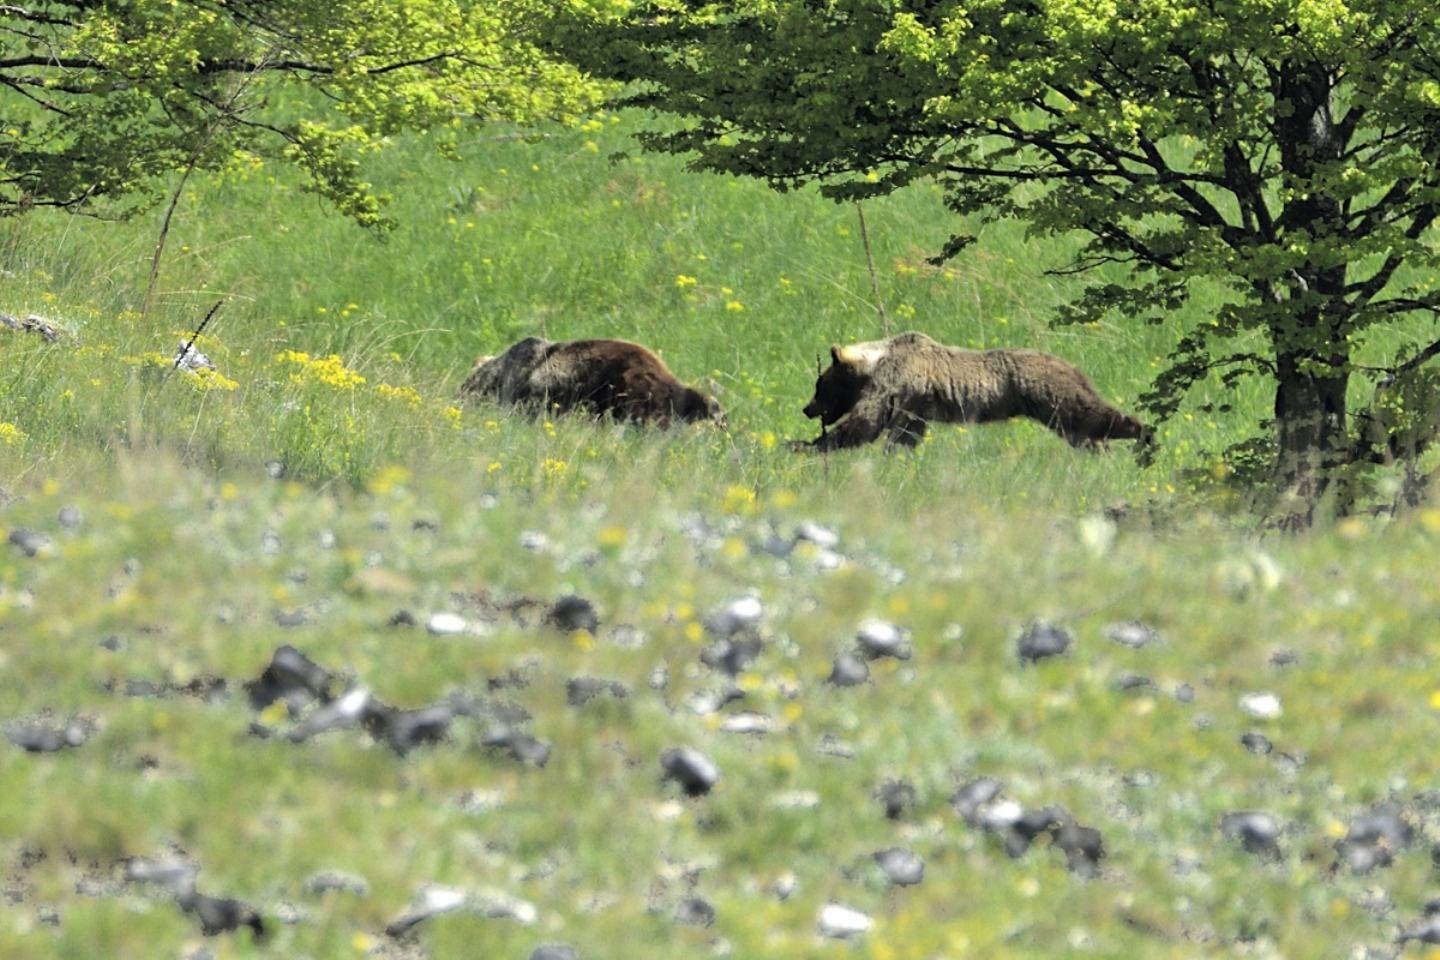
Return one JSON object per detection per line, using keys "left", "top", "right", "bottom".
{"left": 0, "top": 111, "right": 1285, "bottom": 514}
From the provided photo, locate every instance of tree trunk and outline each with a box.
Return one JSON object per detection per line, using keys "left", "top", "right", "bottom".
{"left": 1272, "top": 348, "right": 1349, "bottom": 525}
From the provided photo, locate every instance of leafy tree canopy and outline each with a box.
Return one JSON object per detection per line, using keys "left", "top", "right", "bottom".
{"left": 562, "top": 1, "right": 1440, "bottom": 517}
{"left": 0, "top": 0, "right": 614, "bottom": 226}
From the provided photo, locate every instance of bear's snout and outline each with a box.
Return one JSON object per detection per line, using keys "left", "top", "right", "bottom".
{"left": 802, "top": 400, "right": 820, "bottom": 419}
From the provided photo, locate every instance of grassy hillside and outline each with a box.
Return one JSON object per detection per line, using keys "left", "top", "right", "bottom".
{"left": 0, "top": 110, "right": 1274, "bottom": 510}
{"left": 2, "top": 113, "right": 1440, "bottom": 960}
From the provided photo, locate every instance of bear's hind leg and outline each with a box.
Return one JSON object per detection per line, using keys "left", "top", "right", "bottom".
{"left": 883, "top": 410, "right": 928, "bottom": 451}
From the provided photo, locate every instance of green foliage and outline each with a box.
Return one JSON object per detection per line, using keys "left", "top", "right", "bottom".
{"left": 0, "top": 0, "right": 606, "bottom": 225}
{"left": 559, "top": 1, "right": 1440, "bottom": 501}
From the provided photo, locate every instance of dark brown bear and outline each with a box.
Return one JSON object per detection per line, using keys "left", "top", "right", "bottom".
{"left": 460, "top": 337, "right": 725, "bottom": 427}
{"left": 792, "top": 331, "right": 1146, "bottom": 451}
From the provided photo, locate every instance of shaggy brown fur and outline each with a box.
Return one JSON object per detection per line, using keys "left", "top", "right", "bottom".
{"left": 793, "top": 331, "right": 1146, "bottom": 452}
{"left": 460, "top": 337, "right": 725, "bottom": 427}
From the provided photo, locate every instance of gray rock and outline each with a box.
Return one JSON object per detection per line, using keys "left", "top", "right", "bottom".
{"left": 1016, "top": 621, "right": 1071, "bottom": 664}
{"left": 548, "top": 596, "right": 599, "bottom": 634}
{"left": 566, "top": 676, "right": 629, "bottom": 707}
{"left": 303, "top": 871, "right": 369, "bottom": 897}
{"left": 1053, "top": 820, "right": 1106, "bottom": 877}
{"left": 531, "top": 946, "right": 579, "bottom": 960}
{"left": 704, "top": 596, "right": 763, "bottom": 638}
{"left": 482, "top": 727, "right": 551, "bottom": 767}
{"left": 817, "top": 903, "right": 872, "bottom": 939}
{"left": 828, "top": 654, "right": 869, "bottom": 687}
{"left": 794, "top": 521, "right": 839, "bottom": 549}
{"left": 1104, "top": 621, "right": 1159, "bottom": 648}
{"left": 661, "top": 747, "right": 719, "bottom": 796}
{"left": 873, "top": 848, "right": 924, "bottom": 886}
{"left": 951, "top": 777, "right": 1004, "bottom": 825}
{"left": 673, "top": 896, "right": 716, "bottom": 927}
{"left": 245, "top": 646, "right": 334, "bottom": 710}
{"left": 8, "top": 718, "right": 89, "bottom": 753}
{"left": 875, "top": 779, "right": 917, "bottom": 821}
{"left": 1241, "top": 732, "right": 1273, "bottom": 755}
{"left": 8, "top": 528, "right": 51, "bottom": 558}
{"left": 856, "top": 620, "right": 911, "bottom": 660}
{"left": 57, "top": 506, "right": 82, "bottom": 529}
{"left": 1220, "top": 811, "right": 1281, "bottom": 859}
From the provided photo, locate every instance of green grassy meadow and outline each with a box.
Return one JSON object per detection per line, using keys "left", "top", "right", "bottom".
{"left": 3, "top": 114, "right": 1440, "bottom": 959}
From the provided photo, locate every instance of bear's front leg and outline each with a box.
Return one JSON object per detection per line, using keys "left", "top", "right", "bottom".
{"left": 790, "top": 398, "right": 887, "bottom": 452}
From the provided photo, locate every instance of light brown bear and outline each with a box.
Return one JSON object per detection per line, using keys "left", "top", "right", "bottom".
{"left": 460, "top": 336, "right": 725, "bottom": 427}
{"left": 792, "top": 331, "right": 1146, "bottom": 452}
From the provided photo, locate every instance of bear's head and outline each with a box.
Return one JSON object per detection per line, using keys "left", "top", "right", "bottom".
{"left": 802, "top": 344, "right": 877, "bottom": 425}
{"left": 674, "top": 386, "right": 727, "bottom": 428}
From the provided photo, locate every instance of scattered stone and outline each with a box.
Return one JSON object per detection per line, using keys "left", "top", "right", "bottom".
{"left": 1175, "top": 683, "right": 1196, "bottom": 704}
{"left": 1220, "top": 811, "right": 1281, "bottom": 860}
{"left": 548, "top": 596, "right": 599, "bottom": 634}
{"left": 998, "top": 806, "right": 1067, "bottom": 859}
{"left": 57, "top": 505, "right": 82, "bottom": 529}
{"left": 125, "top": 856, "right": 199, "bottom": 895}
{"left": 1268, "top": 647, "right": 1298, "bottom": 668}
{"left": 788, "top": 521, "right": 837, "bottom": 552}
{"left": 1337, "top": 803, "right": 1412, "bottom": 874}
{"left": 0, "top": 313, "right": 64, "bottom": 342}
{"left": 951, "top": 777, "right": 1004, "bottom": 825}
{"left": 1397, "top": 903, "right": 1440, "bottom": 946}
{"left": 245, "top": 646, "right": 335, "bottom": 711}
{"left": 385, "top": 886, "right": 468, "bottom": 936}
{"left": 372, "top": 704, "right": 459, "bottom": 756}
{"left": 531, "top": 946, "right": 580, "bottom": 960}
{"left": 873, "top": 848, "right": 924, "bottom": 886}
{"left": 426, "top": 612, "right": 469, "bottom": 636}
{"left": 700, "top": 636, "right": 763, "bottom": 675}
{"left": 688, "top": 686, "right": 744, "bottom": 716}
{"left": 388, "top": 609, "right": 418, "bottom": 628}
{"left": 1273, "top": 751, "right": 1305, "bottom": 775}
{"left": 127, "top": 856, "right": 262, "bottom": 938}
{"left": 704, "top": 596, "right": 763, "bottom": 638}
{"left": 519, "top": 531, "right": 550, "bottom": 552}
{"left": 1239, "top": 691, "right": 1282, "bottom": 720}
{"left": 180, "top": 891, "right": 265, "bottom": 937}
{"left": 287, "top": 688, "right": 375, "bottom": 743}
{"left": 770, "top": 872, "right": 799, "bottom": 901}
{"left": 1113, "top": 674, "right": 1154, "bottom": 692}
{"left": 817, "top": 903, "right": 872, "bottom": 939}
{"left": 661, "top": 747, "right": 719, "bottom": 796}
{"left": 815, "top": 734, "right": 855, "bottom": 759}
{"left": 1052, "top": 820, "right": 1106, "bottom": 877}
{"left": 263, "top": 459, "right": 286, "bottom": 479}
{"left": 566, "top": 677, "right": 629, "bottom": 707}
{"left": 303, "top": 871, "right": 370, "bottom": 897}
{"left": 273, "top": 608, "right": 312, "bottom": 629}
{"left": 174, "top": 341, "right": 216, "bottom": 373}
{"left": 855, "top": 620, "right": 911, "bottom": 660}
{"left": 1104, "top": 621, "right": 1159, "bottom": 649}
{"left": 482, "top": 727, "right": 552, "bottom": 767}
{"left": 673, "top": 896, "right": 716, "bottom": 927}
{"left": 876, "top": 779, "right": 917, "bottom": 821}
{"left": 719, "top": 712, "right": 773, "bottom": 735}
{"left": 8, "top": 717, "right": 89, "bottom": 753}
{"left": 828, "top": 653, "right": 869, "bottom": 687}
{"left": 8, "top": 528, "right": 51, "bottom": 558}
{"left": 1016, "top": 621, "right": 1072, "bottom": 664}
{"left": 1241, "top": 732, "right": 1273, "bottom": 755}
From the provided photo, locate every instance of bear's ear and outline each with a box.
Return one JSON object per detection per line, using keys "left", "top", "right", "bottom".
{"left": 830, "top": 345, "right": 843, "bottom": 365}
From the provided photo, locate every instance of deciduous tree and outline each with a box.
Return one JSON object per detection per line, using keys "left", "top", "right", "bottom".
{"left": 0, "top": 0, "right": 606, "bottom": 227}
